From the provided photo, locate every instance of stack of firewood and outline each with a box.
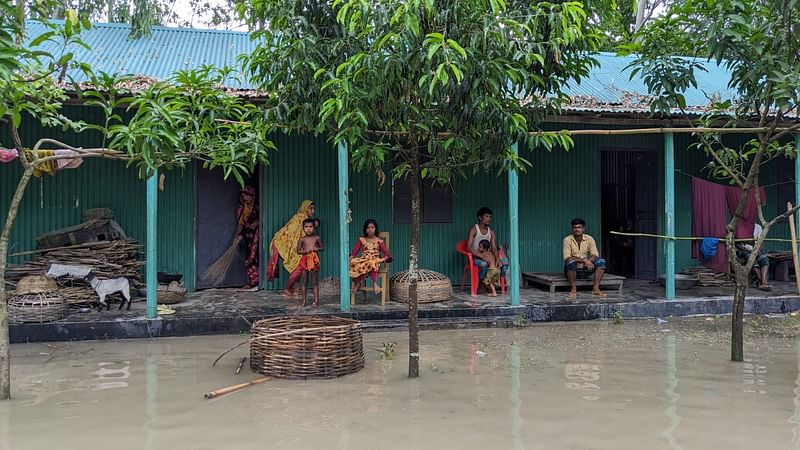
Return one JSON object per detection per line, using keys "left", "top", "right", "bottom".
{"left": 681, "top": 266, "right": 731, "bottom": 287}
{"left": 5, "top": 240, "right": 143, "bottom": 307}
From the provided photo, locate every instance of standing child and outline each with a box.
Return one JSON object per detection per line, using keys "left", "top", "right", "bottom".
{"left": 297, "top": 218, "right": 324, "bottom": 307}
{"left": 477, "top": 240, "right": 500, "bottom": 297}
{"left": 349, "top": 219, "right": 393, "bottom": 294}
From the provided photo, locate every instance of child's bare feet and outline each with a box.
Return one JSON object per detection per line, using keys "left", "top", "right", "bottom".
{"left": 569, "top": 290, "right": 577, "bottom": 299}
{"left": 488, "top": 285, "right": 497, "bottom": 297}
{"left": 592, "top": 289, "right": 607, "bottom": 297}
{"left": 373, "top": 284, "right": 382, "bottom": 294}
{"left": 282, "top": 290, "right": 295, "bottom": 299}
{"left": 312, "top": 300, "right": 319, "bottom": 308}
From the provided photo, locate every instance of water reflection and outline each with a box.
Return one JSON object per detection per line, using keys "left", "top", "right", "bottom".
{"left": 509, "top": 343, "right": 524, "bottom": 450}
{"left": 790, "top": 340, "right": 800, "bottom": 449}
{"left": 662, "top": 335, "right": 683, "bottom": 450}
{"left": 143, "top": 344, "right": 159, "bottom": 450}
{"left": 564, "top": 362, "right": 601, "bottom": 401}
{"left": 742, "top": 355, "right": 768, "bottom": 395}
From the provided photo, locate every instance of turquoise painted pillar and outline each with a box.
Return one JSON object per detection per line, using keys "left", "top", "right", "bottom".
{"left": 508, "top": 142, "right": 520, "bottom": 306}
{"left": 795, "top": 135, "right": 800, "bottom": 233}
{"left": 338, "top": 141, "right": 351, "bottom": 311}
{"left": 146, "top": 171, "right": 158, "bottom": 318}
{"left": 664, "top": 133, "right": 675, "bottom": 300}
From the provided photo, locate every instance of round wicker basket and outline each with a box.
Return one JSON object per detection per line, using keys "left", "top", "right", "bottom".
{"left": 158, "top": 291, "right": 184, "bottom": 305}
{"left": 15, "top": 275, "right": 58, "bottom": 295}
{"left": 249, "top": 316, "right": 365, "bottom": 380}
{"left": 390, "top": 269, "right": 453, "bottom": 303}
{"left": 318, "top": 276, "right": 340, "bottom": 297}
{"left": 8, "top": 292, "right": 68, "bottom": 324}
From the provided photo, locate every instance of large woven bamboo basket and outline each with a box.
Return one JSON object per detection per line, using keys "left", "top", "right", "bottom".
{"left": 390, "top": 269, "right": 453, "bottom": 303}
{"left": 249, "top": 316, "right": 365, "bottom": 380}
{"left": 8, "top": 292, "right": 68, "bottom": 324}
{"left": 15, "top": 275, "right": 58, "bottom": 295}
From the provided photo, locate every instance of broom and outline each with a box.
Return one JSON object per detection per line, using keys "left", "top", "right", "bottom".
{"left": 201, "top": 236, "right": 243, "bottom": 286}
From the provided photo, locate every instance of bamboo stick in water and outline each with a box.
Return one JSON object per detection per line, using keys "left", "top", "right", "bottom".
{"left": 788, "top": 202, "right": 800, "bottom": 297}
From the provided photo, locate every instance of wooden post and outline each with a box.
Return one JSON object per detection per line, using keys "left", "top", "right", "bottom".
{"left": 664, "top": 133, "right": 676, "bottom": 300}
{"left": 338, "top": 141, "right": 350, "bottom": 311}
{"left": 508, "top": 142, "right": 520, "bottom": 306}
{"left": 146, "top": 171, "right": 158, "bottom": 319}
{"left": 788, "top": 202, "right": 800, "bottom": 297}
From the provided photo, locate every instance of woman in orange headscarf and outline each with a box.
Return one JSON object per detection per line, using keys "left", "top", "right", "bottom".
{"left": 266, "top": 200, "right": 316, "bottom": 296}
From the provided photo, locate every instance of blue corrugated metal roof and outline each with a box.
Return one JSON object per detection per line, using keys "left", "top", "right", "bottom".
{"left": 25, "top": 20, "right": 737, "bottom": 109}
{"left": 25, "top": 20, "right": 258, "bottom": 89}
{"left": 563, "top": 52, "right": 737, "bottom": 111}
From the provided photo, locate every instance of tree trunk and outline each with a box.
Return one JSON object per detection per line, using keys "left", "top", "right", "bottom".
{"left": 634, "top": 0, "right": 647, "bottom": 31}
{"left": 15, "top": 0, "right": 25, "bottom": 43}
{"left": 0, "top": 167, "right": 34, "bottom": 400}
{"left": 407, "top": 145, "right": 421, "bottom": 378}
{"left": 107, "top": 0, "right": 114, "bottom": 22}
{"left": 730, "top": 275, "right": 747, "bottom": 362}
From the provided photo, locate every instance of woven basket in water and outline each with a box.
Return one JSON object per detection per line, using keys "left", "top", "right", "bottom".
{"left": 249, "top": 316, "right": 365, "bottom": 380}
{"left": 15, "top": 275, "right": 58, "bottom": 295}
{"left": 390, "top": 269, "right": 453, "bottom": 303}
{"left": 8, "top": 292, "right": 68, "bottom": 324}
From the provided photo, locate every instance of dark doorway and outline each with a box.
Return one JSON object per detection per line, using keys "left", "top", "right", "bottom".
{"left": 600, "top": 150, "right": 658, "bottom": 279}
{"left": 195, "top": 163, "right": 257, "bottom": 289}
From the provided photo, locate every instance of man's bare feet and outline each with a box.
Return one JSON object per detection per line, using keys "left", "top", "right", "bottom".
{"left": 282, "top": 290, "right": 295, "bottom": 299}
{"left": 488, "top": 285, "right": 497, "bottom": 297}
{"left": 373, "top": 284, "right": 382, "bottom": 294}
{"left": 312, "top": 301, "right": 319, "bottom": 308}
{"left": 592, "top": 289, "right": 607, "bottom": 297}
{"left": 569, "top": 290, "right": 577, "bottom": 299}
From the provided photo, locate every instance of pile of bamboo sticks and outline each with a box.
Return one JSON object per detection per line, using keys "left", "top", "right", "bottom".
{"left": 5, "top": 240, "right": 143, "bottom": 307}
{"left": 681, "top": 267, "right": 731, "bottom": 287}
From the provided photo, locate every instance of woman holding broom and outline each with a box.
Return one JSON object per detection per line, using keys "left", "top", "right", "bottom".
{"left": 236, "top": 186, "right": 260, "bottom": 290}
{"left": 200, "top": 186, "right": 260, "bottom": 289}
{"left": 266, "top": 200, "right": 316, "bottom": 297}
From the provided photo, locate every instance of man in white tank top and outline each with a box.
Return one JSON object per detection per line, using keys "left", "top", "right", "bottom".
{"left": 466, "top": 207, "right": 507, "bottom": 283}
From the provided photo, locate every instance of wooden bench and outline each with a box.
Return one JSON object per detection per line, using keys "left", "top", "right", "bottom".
{"left": 522, "top": 272, "right": 625, "bottom": 294}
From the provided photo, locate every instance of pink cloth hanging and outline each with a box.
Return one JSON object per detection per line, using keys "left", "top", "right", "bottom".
{"left": 725, "top": 186, "right": 766, "bottom": 239}
{"left": 0, "top": 148, "right": 18, "bottom": 163}
{"left": 691, "top": 178, "right": 729, "bottom": 273}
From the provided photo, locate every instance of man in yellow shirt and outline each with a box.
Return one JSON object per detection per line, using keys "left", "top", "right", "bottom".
{"left": 562, "top": 218, "right": 607, "bottom": 298}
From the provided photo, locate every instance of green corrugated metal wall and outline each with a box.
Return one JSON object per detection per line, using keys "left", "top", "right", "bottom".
{"left": 0, "top": 106, "right": 196, "bottom": 290}
{"left": 260, "top": 128, "right": 668, "bottom": 286}
{"left": 5, "top": 107, "right": 796, "bottom": 292}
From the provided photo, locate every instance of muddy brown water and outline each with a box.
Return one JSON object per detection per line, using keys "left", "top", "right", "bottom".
{"left": 2, "top": 319, "right": 800, "bottom": 449}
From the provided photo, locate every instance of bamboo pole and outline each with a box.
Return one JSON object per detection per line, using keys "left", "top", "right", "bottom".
{"left": 204, "top": 376, "right": 271, "bottom": 399}
{"left": 788, "top": 202, "right": 800, "bottom": 297}
{"left": 610, "top": 230, "right": 797, "bottom": 243}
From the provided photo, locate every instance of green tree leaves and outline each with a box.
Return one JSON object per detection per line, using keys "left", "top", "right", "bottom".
{"left": 242, "top": 0, "right": 600, "bottom": 181}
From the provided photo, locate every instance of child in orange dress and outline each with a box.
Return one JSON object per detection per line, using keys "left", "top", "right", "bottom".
{"left": 297, "top": 218, "right": 324, "bottom": 307}
{"left": 349, "top": 219, "right": 392, "bottom": 294}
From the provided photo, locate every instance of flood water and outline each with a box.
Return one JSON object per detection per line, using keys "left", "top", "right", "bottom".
{"left": 2, "top": 319, "right": 800, "bottom": 449}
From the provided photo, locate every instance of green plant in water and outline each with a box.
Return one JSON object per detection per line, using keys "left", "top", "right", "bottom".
{"left": 373, "top": 341, "right": 396, "bottom": 360}
{"left": 612, "top": 309, "right": 624, "bottom": 325}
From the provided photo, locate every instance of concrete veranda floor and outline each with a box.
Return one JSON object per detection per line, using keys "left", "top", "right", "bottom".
{"left": 10, "top": 277, "right": 800, "bottom": 343}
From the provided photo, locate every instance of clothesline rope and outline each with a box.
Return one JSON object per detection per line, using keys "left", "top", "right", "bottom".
{"left": 610, "top": 230, "right": 796, "bottom": 244}
{"left": 674, "top": 169, "right": 795, "bottom": 188}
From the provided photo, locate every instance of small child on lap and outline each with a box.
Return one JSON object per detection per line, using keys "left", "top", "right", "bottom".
{"left": 477, "top": 239, "right": 500, "bottom": 297}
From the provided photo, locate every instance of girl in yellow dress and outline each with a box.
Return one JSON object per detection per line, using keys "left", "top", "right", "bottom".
{"left": 349, "top": 219, "right": 393, "bottom": 294}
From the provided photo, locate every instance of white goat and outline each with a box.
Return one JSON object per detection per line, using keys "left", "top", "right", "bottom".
{"left": 87, "top": 274, "right": 131, "bottom": 311}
